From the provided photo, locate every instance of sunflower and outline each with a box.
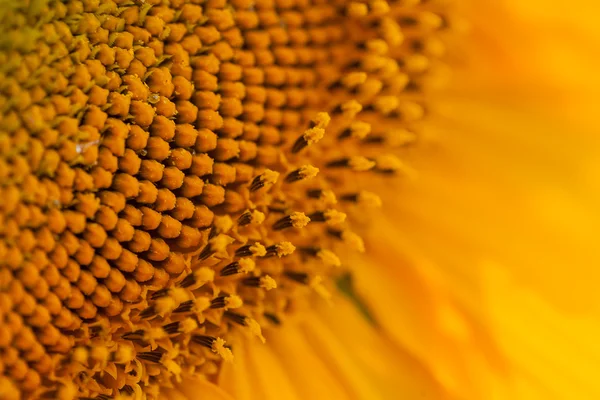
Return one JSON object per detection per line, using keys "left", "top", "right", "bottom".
{"left": 1, "top": 0, "right": 597, "bottom": 399}
{"left": 0, "top": 0, "right": 453, "bottom": 398}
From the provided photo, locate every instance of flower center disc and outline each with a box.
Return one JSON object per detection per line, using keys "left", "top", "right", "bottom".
{"left": 0, "top": 0, "right": 450, "bottom": 398}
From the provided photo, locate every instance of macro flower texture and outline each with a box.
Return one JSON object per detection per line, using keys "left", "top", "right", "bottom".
{"left": 1, "top": 0, "right": 599, "bottom": 399}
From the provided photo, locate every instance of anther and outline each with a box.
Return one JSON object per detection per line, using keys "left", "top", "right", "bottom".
{"left": 173, "top": 297, "right": 210, "bottom": 314}
{"left": 338, "top": 121, "right": 371, "bottom": 140}
{"left": 340, "top": 191, "right": 382, "bottom": 207}
{"left": 306, "top": 189, "right": 338, "bottom": 205}
{"left": 326, "top": 156, "right": 376, "bottom": 171}
{"left": 291, "top": 113, "right": 329, "bottom": 153}
{"left": 308, "top": 209, "right": 346, "bottom": 225}
{"left": 264, "top": 241, "right": 296, "bottom": 258}
{"left": 191, "top": 336, "right": 233, "bottom": 362}
{"left": 198, "top": 234, "right": 234, "bottom": 261}
{"left": 242, "top": 275, "right": 277, "bottom": 290}
{"left": 224, "top": 313, "right": 265, "bottom": 343}
{"left": 300, "top": 247, "right": 342, "bottom": 267}
{"left": 249, "top": 169, "right": 279, "bottom": 192}
{"left": 272, "top": 212, "right": 310, "bottom": 230}
{"left": 178, "top": 267, "right": 215, "bottom": 289}
{"left": 285, "top": 165, "right": 319, "bottom": 183}
{"left": 220, "top": 258, "right": 255, "bottom": 276}
{"left": 332, "top": 100, "right": 362, "bottom": 119}
{"left": 235, "top": 242, "right": 267, "bottom": 258}
{"left": 327, "top": 229, "right": 366, "bottom": 253}
{"left": 162, "top": 319, "right": 197, "bottom": 335}
{"left": 374, "top": 154, "right": 409, "bottom": 174}
{"left": 237, "top": 209, "right": 265, "bottom": 226}
{"left": 210, "top": 294, "right": 242, "bottom": 310}
{"left": 137, "top": 351, "right": 163, "bottom": 364}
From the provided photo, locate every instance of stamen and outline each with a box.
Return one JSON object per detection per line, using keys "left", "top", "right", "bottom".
{"left": 291, "top": 113, "right": 330, "bottom": 153}
{"left": 220, "top": 258, "right": 256, "bottom": 276}
{"left": 326, "top": 156, "right": 376, "bottom": 171}
{"left": 292, "top": 128, "right": 324, "bottom": 154}
{"left": 285, "top": 165, "right": 319, "bottom": 183}
{"left": 211, "top": 337, "right": 234, "bottom": 362}
{"left": 306, "top": 189, "right": 338, "bottom": 205}
{"left": 300, "top": 247, "right": 341, "bottom": 267}
{"left": 327, "top": 229, "right": 366, "bottom": 253}
{"left": 308, "top": 209, "right": 347, "bottom": 225}
{"left": 317, "top": 249, "right": 342, "bottom": 267}
{"left": 249, "top": 169, "right": 279, "bottom": 192}
{"left": 338, "top": 121, "right": 371, "bottom": 140}
{"left": 198, "top": 234, "right": 234, "bottom": 260}
{"left": 264, "top": 241, "right": 296, "bottom": 258}
{"left": 137, "top": 351, "right": 163, "bottom": 364}
{"left": 210, "top": 295, "right": 243, "bottom": 310}
{"left": 332, "top": 100, "right": 363, "bottom": 120}
{"left": 245, "top": 318, "right": 266, "bottom": 343}
{"left": 342, "top": 231, "right": 366, "bottom": 253}
{"left": 173, "top": 297, "right": 210, "bottom": 314}
{"left": 191, "top": 335, "right": 234, "bottom": 362}
{"left": 310, "top": 113, "right": 331, "bottom": 130}
{"left": 154, "top": 288, "right": 192, "bottom": 317}
{"left": 340, "top": 191, "right": 382, "bottom": 207}
{"left": 374, "top": 154, "right": 410, "bottom": 174}
{"left": 365, "top": 128, "right": 416, "bottom": 147}
{"left": 143, "top": 327, "right": 168, "bottom": 342}
{"left": 272, "top": 212, "right": 310, "bottom": 230}
{"left": 242, "top": 275, "right": 277, "bottom": 290}
{"left": 224, "top": 312, "right": 265, "bottom": 343}
{"left": 235, "top": 242, "right": 267, "bottom": 258}
{"left": 237, "top": 210, "right": 265, "bottom": 226}
{"left": 179, "top": 267, "right": 215, "bottom": 289}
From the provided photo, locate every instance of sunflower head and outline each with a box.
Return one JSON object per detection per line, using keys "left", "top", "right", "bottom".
{"left": 0, "top": 0, "right": 452, "bottom": 398}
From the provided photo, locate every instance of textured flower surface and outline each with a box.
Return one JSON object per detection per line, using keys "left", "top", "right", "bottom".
{"left": 2, "top": 0, "right": 599, "bottom": 399}
{"left": 0, "top": 0, "right": 453, "bottom": 398}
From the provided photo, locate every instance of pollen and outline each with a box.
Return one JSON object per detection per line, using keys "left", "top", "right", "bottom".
{"left": 290, "top": 212, "right": 311, "bottom": 229}
{"left": 275, "top": 242, "right": 296, "bottom": 258}
{"left": 224, "top": 295, "right": 243, "bottom": 310}
{"left": 0, "top": 0, "right": 452, "bottom": 397}
{"left": 248, "top": 243, "right": 267, "bottom": 257}
{"left": 211, "top": 337, "right": 234, "bottom": 363}
{"left": 259, "top": 276, "right": 278, "bottom": 291}
{"left": 237, "top": 258, "right": 256, "bottom": 274}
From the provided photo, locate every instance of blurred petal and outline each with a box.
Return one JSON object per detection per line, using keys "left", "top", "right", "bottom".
{"left": 352, "top": 1, "right": 600, "bottom": 399}
{"left": 162, "top": 379, "right": 235, "bottom": 400}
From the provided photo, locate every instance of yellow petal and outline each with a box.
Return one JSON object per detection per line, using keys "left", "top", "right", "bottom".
{"left": 218, "top": 333, "right": 300, "bottom": 400}
{"left": 163, "top": 379, "right": 235, "bottom": 400}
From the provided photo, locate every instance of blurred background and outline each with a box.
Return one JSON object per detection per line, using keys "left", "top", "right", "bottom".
{"left": 359, "top": 0, "right": 600, "bottom": 398}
